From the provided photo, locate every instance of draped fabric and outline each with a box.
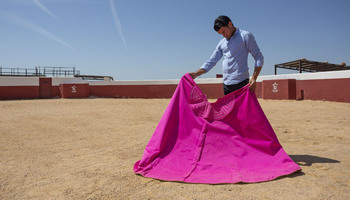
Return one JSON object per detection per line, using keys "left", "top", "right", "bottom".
{"left": 134, "top": 73, "right": 301, "bottom": 184}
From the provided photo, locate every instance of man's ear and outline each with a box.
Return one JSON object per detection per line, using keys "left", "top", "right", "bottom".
{"left": 228, "top": 21, "right": 233, "bottom": 27}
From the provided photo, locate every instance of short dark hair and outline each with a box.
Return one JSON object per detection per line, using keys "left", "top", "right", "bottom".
{"left": 213, "top": 15, "right": 232, "bottom": 32}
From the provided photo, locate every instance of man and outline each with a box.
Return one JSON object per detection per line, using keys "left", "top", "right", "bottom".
{"left": 189, "top": 15, "right": 264, "bottom": 94}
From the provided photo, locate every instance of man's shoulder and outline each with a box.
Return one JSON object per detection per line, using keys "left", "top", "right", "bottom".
{"left": 238, "top": 28, "right": 252, "bottom": 37}
{"left": 217, "top": 37, "right": 228, "bottom": 47}
{"left": 237, "top": 28, "right": 254, "bottom": 42}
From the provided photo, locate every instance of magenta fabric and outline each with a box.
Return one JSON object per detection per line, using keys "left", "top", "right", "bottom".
{"left": 134, "top": 73, "right": 301, "bottom": 184}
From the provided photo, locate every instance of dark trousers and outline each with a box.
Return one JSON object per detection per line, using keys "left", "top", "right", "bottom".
{"left": 223, "top": 79, "right": 249, "bottom": 95}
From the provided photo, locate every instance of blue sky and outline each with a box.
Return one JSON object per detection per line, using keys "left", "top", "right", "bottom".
{"left": 0, "top": 0, "right": 349, "bottom": 80}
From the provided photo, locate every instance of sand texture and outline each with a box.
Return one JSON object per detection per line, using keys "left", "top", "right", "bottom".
{"left": 0, "top": 98, "right": 349, "bottom": 199}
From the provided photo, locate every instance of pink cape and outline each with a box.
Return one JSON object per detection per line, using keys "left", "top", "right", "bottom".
{"left": 134, "top": 73, "right": 301, "bottom": 184}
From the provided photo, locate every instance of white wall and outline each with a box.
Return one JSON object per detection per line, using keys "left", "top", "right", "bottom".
{"left": 0, "top": 77, "right": 39, "bottom": 86}
{"left": 1, "top": 70, "right": 349, "bottom": 87}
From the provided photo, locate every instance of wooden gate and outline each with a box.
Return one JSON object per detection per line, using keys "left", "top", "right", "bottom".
{"left": 39, "top": 78, "right": 52, "bottom": 99}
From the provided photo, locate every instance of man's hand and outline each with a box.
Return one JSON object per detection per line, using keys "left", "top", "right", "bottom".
{"left": 249, "top": 67, "right": 262, "bottom": 92}
{"left": 189, "top": 69, "right": 206, "bottom": 80}
{"left": 189, "top": 72, "right": 197, "bottom": 79}
{"left": 249, "top": 78, "right": 257, "bottom": 91}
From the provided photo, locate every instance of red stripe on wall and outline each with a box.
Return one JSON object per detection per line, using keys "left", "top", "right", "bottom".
{"left": 89, "top": 85, "right": 178, "bottom": 98}
{"left": 0, "top": 86, "right": 39, "bottom": 100}
{"left": 90, "top": 84, "right": 226, "bottom": 99}
{"left": 52, "top": 86, "right": 60, "bottom": 98}
{"left": 296, "top": 78, "right": 350, "bottom": 102}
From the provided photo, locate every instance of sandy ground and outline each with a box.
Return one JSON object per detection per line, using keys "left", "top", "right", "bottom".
{"left": 0, "top": 98, "right": 349, "bottom": 200}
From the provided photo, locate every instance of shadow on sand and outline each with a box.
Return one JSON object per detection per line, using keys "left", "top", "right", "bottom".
{"left": 289, "top": 154, "right": 340, "bottom": 166}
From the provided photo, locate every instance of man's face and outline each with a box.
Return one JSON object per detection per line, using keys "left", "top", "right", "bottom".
{"left": 217, "top": 22, "right": 234, "bottom": 39}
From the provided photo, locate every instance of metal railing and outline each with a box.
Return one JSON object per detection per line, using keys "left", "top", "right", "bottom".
{"left": 0, "top": 66, "right": 80, "bottom": 77}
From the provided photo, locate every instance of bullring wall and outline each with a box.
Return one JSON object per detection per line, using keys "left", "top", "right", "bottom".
{"left": 0, "top": 71, "right": 349, "bottom": 102}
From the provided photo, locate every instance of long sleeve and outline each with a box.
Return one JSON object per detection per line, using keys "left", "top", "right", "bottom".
{"left": 245, "top": 33, "right": 264, "bottom": 67}
{"left": 200, "top": 43, "right": 223, "bottom": 72}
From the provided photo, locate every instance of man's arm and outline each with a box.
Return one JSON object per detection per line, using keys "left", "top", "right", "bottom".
{"left": 249, "top": 67, "right": 262, "bottom": 91}
{"left": 190, "top": 43, "right": 223, "bottom": 80}
{"left": 189, "top": 68, "right": 206, "bottom": 79}
{"left": 245, "top": 33, "right": 263, "bottom": 92}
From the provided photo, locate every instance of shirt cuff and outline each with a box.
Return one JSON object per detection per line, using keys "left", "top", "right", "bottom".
{"left": 255, "top": 60, "right": 264, "bottom": 67}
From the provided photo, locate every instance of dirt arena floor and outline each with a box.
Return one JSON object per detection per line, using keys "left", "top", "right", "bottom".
{"left": 0, "top": 98, "right": 349, "bottom": 199}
